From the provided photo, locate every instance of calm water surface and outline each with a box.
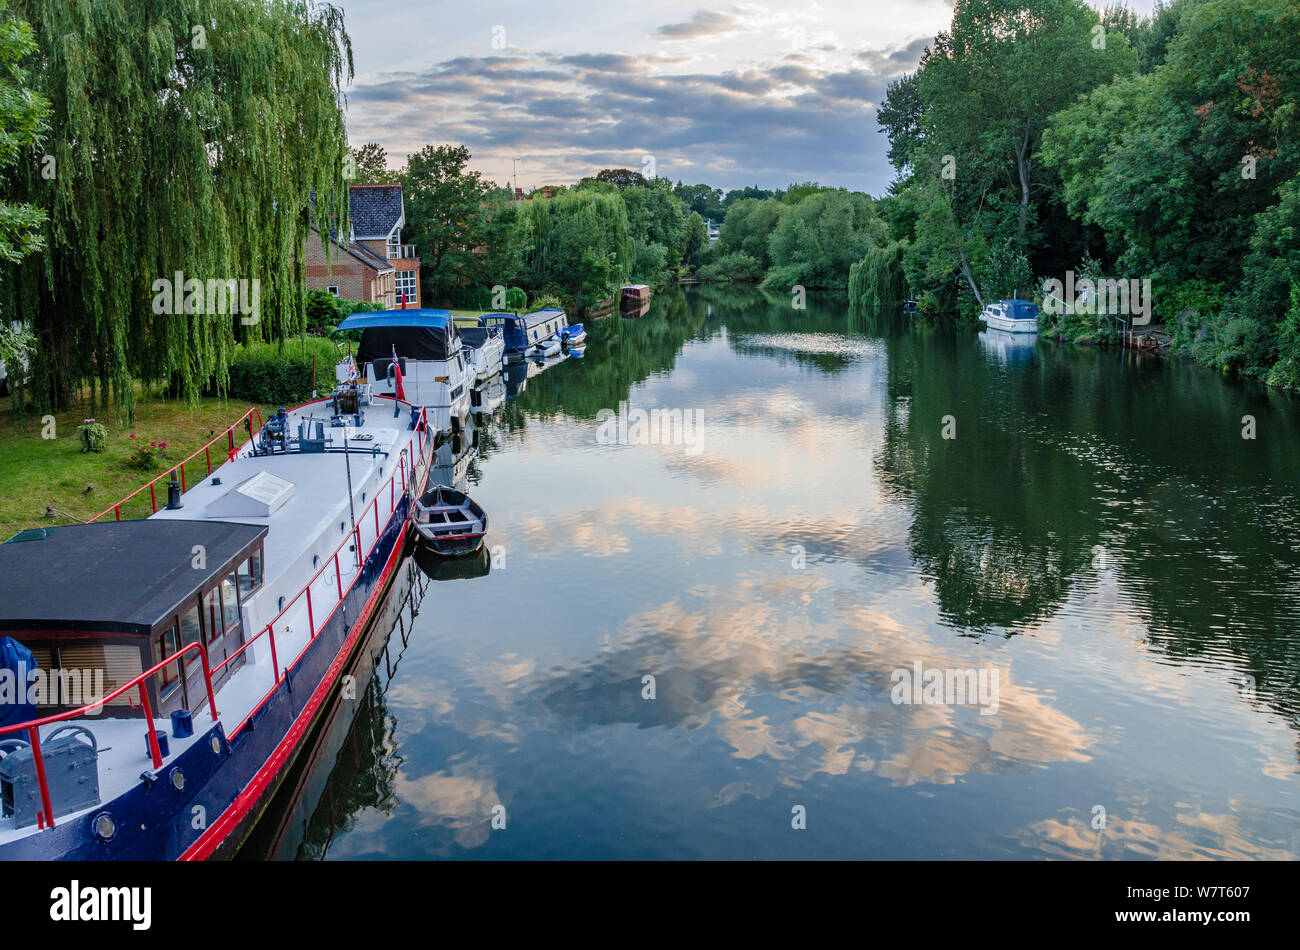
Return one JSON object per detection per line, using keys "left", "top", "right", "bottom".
{"left": 274, "top": 286, "right": 1300, "bottom": 859}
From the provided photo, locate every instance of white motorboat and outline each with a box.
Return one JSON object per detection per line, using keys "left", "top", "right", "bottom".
{"left": 334, "top": 309, "right": 474, "bottom": 437}
{"left": 459, "top": 325, "right": 505, "bottom": 382}
{"left": 978, "top": 298, "right": 1040, "bottom": 334}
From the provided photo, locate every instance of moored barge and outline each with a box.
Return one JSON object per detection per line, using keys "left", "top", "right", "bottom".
{"left": 0, "top": 394, "right": 435, "bottom": 860}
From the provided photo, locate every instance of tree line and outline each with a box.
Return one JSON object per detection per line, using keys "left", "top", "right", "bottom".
{"left": 858, "top": 0, "right": 1300, "bottom": 390}
{"left": 355, "top": 143, "right": 891, "bottom": 314}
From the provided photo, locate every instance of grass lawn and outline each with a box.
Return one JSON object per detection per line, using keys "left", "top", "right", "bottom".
{"left": 0, "top": 392, "right": 274, "bottom": 536}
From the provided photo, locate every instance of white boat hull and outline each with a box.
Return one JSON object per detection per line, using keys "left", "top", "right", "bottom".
{"left": 982, "top": 316, "right": 1038, "bottom": 334}
{"left": 527, "top": 337, "right": 561, "bottom": 358}
{"left": 466, "top": 335, "right": 505, "bottom": 382}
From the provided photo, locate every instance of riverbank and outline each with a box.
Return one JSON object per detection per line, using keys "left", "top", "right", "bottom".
{"left": 0, "top": 394, "right": 274, "bottom": 536}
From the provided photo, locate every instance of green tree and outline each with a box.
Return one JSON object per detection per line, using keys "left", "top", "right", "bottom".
{"left": 683, "top": 211, "right": 708, "bottom": 269}
{"left": 582, "top": 168, "right": 647, "bottom": 190}
{"left": 622, "top": 182, "right": 687, "bottom": 279}
{"left": 876, "top": 71, "right": 925, "bottom": 176}
{"left": 715, "top": 198, "right": 787, "bottom": 269}
{"left": 515, "top": 190, "right": 633, "bottom": 308}
{"left": 400, "top": 144, "right": 492, "bottom": 305}
{"left": 765, "top": 190, "right": 885, "bottom": 289}
{"left": 0, "top": 0, "right": 47, "bottom": 272}
{"left": 673, "top": 182, "right": 726, "bottom": 224}
{"left": 922, "top": 0, "right": 1136, "bottom": 248}
{"left": 349, "top": 142, "right": 391, "bottom": 184}
{"left": 723, "top": 185, "right": 775, "bottom": 206}
{"left": 3, "top": 0, "right": 353, "bottom": 414}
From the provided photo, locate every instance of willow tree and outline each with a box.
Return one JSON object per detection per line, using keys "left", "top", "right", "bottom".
{"left": 849, "top": 240, "right": 908, "bottom": 320}
{"left": 515, "top": 191, "right": 633, "bottom": 309}
{"left": 3, "top": 0, "right": 353, "bottom": 415}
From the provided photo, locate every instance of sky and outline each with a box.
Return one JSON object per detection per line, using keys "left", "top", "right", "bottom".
{"left": 335, "top": 1, "right": 1159, "bottom": 197}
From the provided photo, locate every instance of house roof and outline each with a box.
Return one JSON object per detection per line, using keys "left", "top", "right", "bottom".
{"left": 349, "top": 183, "right": 405, "bottom": 240}
{"left": 313, "top": 226, "right": 394, "bottom": 274}
{"left": 0, "top": 520, "right": 267, "bottom": 636}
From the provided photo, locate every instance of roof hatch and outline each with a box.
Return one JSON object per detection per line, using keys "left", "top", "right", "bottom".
{"left": 204, "top": 471, "right": 295, "bottom": 519}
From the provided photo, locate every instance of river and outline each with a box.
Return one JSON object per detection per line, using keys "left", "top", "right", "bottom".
{"left": 247, "top": 285, "right": 1300, "bottom": 860}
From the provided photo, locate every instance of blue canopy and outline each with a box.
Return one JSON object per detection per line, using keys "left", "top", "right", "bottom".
{"left": 1001, "top": 299, "right": 1039, "bottom": 320}
{"left": 336, "top": 309, "right": 453, "bottom": 332}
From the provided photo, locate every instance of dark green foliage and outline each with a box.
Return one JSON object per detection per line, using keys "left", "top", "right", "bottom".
{"left": 227, "top": 346, "right": 318, "bottom": 406}
{"left": 4, "top": 0, "right": 354, "bottom": 416}
{"left": 697, "top": 252, "right": 765, "bottom": 283}
{"left": 849, "top": 241, "right": 909, "bottom": 320}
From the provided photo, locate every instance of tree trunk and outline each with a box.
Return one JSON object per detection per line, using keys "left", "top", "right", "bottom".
{"left": 1016, "top": 135, "right": 1032, "bottom": 246}
{"left": 957, "top": 248, "right": 984, "bottom": 308}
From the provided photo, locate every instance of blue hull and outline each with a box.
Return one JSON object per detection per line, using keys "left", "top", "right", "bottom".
{"left": 0, "top": 498, "right": 412, "bottom": 861}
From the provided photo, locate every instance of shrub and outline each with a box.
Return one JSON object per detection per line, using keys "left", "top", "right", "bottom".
{"left": 228, "top": 346, "right": 317, "bottom": 405}
{"left": 126, "top": 435, "right": 169, "bottom": 471}
{"left": 528, "top": 291, "right": 566, "bottom": 313}
{"left": 77, "top": 419, "right": 108, "bottom": 453}
{"left": 697, "top": 252, "right": 765, "bottom": 283}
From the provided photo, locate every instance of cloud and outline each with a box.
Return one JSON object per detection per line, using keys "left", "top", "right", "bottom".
{"left": 343, "top": 39, "right": 931, "bottom": 193}
{"left": 655, "top": 10, "right": 744, "bottom": 41}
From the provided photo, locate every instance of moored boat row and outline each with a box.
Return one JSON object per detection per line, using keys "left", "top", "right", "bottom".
{"left": 0, "top": 296, "right": 606, "bottom": 859}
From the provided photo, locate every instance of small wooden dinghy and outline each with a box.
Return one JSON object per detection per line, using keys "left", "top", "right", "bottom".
{"left": 412, "top": 485, "right": 488, "bottom": 555}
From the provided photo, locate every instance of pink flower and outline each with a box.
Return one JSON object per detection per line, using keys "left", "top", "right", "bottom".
{"left": 159, "top": 442, "right": 168, "bottom": 448}
{"left": 150, "top": 441, "right": 157, "bottom": 448}
{"left": 129, "top": 434, "right": 136, "bottom": 439}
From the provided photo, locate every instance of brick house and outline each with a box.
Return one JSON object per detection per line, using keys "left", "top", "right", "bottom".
{"left": 304, "top": 183, "right": 421, "bottom": 308}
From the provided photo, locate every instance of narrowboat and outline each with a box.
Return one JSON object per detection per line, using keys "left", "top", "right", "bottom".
{"left": 334, "top": 309, "right": 474, "bottom": 436}
{"left": 481, "top": 309, "right": 568, "bottom": 362}
{"left": 978, "top": 298, "right": 1040, "bottom": 334}
{"left": 0, "top": 392, "right": 435, "bottom": 860}
{"left": 622, "top": 284, "right": 651, "bottom": 306}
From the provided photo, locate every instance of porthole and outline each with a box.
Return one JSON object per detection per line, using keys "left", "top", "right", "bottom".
{"left": 171, "top": 768, "right": 186, "bottom": 791}
{"left": 94, "top": 813, "right": 116, "bottom": 840}
{"left": 210, "top": 735, "right": 222, "bottom": 755}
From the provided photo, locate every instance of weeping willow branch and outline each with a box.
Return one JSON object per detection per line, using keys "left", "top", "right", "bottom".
{"left": 3, "top": 0, "right": 353, "bottom": 418}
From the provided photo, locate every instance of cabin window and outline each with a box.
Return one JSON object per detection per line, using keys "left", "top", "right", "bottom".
{"left": 154, "top": 625, "right": 182, "bottom": 697}
{"left": 54, "top": 644, "right": 142, "bottom": 708}
{"left": 327, "top": 285, "right": 339, "bottom": 296}
{"left": 179, "top": 603, "right": 202, "bottom": 649}
{"left": 220, "top": 572, "right": 240, "bottom": 631}
{"left": 203, "top": 588, "right": 222, "bottom": 645}
{"left": 237, "top": 550, "right": 263, "bottom": 598}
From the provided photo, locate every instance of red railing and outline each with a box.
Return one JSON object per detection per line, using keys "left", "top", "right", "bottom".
{"left": 7, "top": 401, "right": 429, "bottom": 834}
{"left": 212, "top": 440, "right": 419, "bottom": 741}
{"left": 0, "top": 641, "right": 219, "bottom": 829}
{"left": 88, "top": 407, "right": 264, "bottom": 523}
